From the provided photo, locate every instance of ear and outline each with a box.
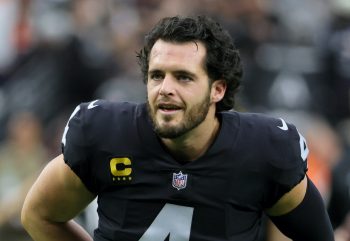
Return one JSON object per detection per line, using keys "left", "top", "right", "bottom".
{"left": 211, "top": 80, "right": 226, "bottom": 103}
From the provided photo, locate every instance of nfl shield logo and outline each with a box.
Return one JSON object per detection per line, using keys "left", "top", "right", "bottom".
{"left": 172, "top": 171, "right": 188, "bottom": 190}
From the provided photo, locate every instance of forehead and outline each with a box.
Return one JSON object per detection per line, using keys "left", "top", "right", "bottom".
{"left": 149, "top": 39, "right": 207, "bottom": 70}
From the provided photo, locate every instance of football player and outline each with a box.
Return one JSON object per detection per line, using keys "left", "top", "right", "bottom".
{"left": 21, "top": 16, "right": 334, "bottom": 241}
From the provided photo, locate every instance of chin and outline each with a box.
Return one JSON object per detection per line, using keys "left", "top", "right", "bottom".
{"left": 155, "top": 129, "right": 184, "bottom": 139}
{"left": 154, "top": 122, "right": 184, "bottom": 139}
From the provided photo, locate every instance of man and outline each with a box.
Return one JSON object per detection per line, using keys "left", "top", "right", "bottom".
{"left": 21, "top": 16, "right": 334, "bottom": 241}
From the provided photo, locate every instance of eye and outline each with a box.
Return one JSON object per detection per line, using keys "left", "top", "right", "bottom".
{"left": 176, "top": 75, "right": 193, "bottom": 82}
{"left": 149, "top": 72, "right": 164, "bottom": 81}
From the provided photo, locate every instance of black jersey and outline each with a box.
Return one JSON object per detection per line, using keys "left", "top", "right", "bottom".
{"left": 62, "top": 100, "right": 308, "bottom": 241}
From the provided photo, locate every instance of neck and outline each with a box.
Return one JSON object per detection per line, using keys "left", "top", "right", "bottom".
{"left": 161, "top": 113, "right": 220, "bottom": 162}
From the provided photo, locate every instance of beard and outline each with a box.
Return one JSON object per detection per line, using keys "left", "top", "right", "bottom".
{"left": 147, "top": 93, "right": 211, "bottom": 139}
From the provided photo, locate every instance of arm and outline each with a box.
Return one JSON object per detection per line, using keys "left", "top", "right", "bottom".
{"left": 266, "top": 176, "right": 334, "bottom": 241}
{"left": 21, "top": 154, "right": 96, "bottom": 241}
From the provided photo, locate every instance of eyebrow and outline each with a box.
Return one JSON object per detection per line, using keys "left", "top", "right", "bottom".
{"left": 148, "top": 69, "right": 197, "bottom": 78}
{"left": 148, "top": 69, "right": 162, "bottom": 76}
{"left": 174, "top": 70, "right": 196, "bottom": 78}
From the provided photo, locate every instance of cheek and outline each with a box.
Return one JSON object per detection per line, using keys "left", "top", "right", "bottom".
{"left": 147, "top": 85, "right": 160, "bottom": 110}
{"left": 147, "top": 84, "right": 156, "bottom": 99}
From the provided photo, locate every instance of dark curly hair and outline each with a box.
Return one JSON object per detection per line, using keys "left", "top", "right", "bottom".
{"left": 137, "top": 15, "right": 243, "bottom": 111}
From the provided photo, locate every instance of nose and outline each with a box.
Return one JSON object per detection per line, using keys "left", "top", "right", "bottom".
{"left": 159, "top": 75, "right": 175, "bottom": 96}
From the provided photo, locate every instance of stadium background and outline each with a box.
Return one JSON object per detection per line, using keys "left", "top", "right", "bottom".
{"left": 0, "top": 0, "right": 350, "bottom": 240}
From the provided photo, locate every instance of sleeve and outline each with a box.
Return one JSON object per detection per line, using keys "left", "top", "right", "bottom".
{"left": 262, "top": 118, "right": 309, "bottom": 208}
{"left": 61, "top": 103, "right": 98, "bottom": 194}
{"left": 269, "top": 177, "right": 334, "bottom": 241}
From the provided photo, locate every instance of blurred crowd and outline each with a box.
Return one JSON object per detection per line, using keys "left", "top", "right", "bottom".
{"left": 0, "top": 0, "right": 350, "bottom": 240}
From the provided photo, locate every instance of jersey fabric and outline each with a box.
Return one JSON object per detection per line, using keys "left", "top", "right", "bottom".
{"left": 61, "top": 100, "right": 308, "bottom": 241}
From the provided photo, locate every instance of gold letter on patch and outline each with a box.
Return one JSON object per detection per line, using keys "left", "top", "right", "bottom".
{"left": 110, "top": 157, "right": 132, "bottom": 177}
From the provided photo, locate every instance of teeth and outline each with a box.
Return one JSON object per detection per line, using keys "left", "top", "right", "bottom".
{"left": 159, "top": 104, "right": 180, "bottom": 110}
{"left": 162, "top": 107, "right": 177, "bottom": 110}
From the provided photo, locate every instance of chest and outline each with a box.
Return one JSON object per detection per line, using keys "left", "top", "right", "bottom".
{"left": 92, "top": 151, "right": 266, "bottom": 241}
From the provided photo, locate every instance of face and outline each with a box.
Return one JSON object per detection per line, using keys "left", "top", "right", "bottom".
{"left": 147, "top": 39, "right": 217, "bottom": 139}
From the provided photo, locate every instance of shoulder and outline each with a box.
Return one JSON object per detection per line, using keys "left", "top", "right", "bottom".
{"left": 243, "top": 111, "right": 306, "bottom": 162}
{"left": 78, "top": 100, "right": 141, "bottom": 120}
{"left": 238, "top": 111, "right": 297, "bottom": 134}
{"left": 222, "top": 111, "right": 301, "bottom": 145}
{"left": 62, "top": 100, "right": 146, "bottom": 146}
{"left": 61, "top": 100, "right": 147, "bottom": 192}
{"left": 228, "top": 112, "right": 308, "bottom": 206}
{"left": 74, "top": 100, "right": 145, "bottom": 129}
{"left": 223, "top": 110, "right": 308, "bottom": 180}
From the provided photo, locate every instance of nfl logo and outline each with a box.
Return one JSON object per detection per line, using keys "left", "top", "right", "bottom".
{"left": 172, "top": 171, "right": 188, "bottom": 190}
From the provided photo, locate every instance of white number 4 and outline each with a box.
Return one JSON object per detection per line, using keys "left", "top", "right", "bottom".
{"left": 298, "top": 132, "right": 309, "bottom": 162}
{"left": 61, "top": 105, "right": 81, "bottom": 146}
{"left": 139, "top": 203, "right": 194, "bottom": 241}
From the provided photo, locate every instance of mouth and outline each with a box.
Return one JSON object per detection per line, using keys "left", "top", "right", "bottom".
{"left": 157, "top": 103, "right": 182, "bottom": 113}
